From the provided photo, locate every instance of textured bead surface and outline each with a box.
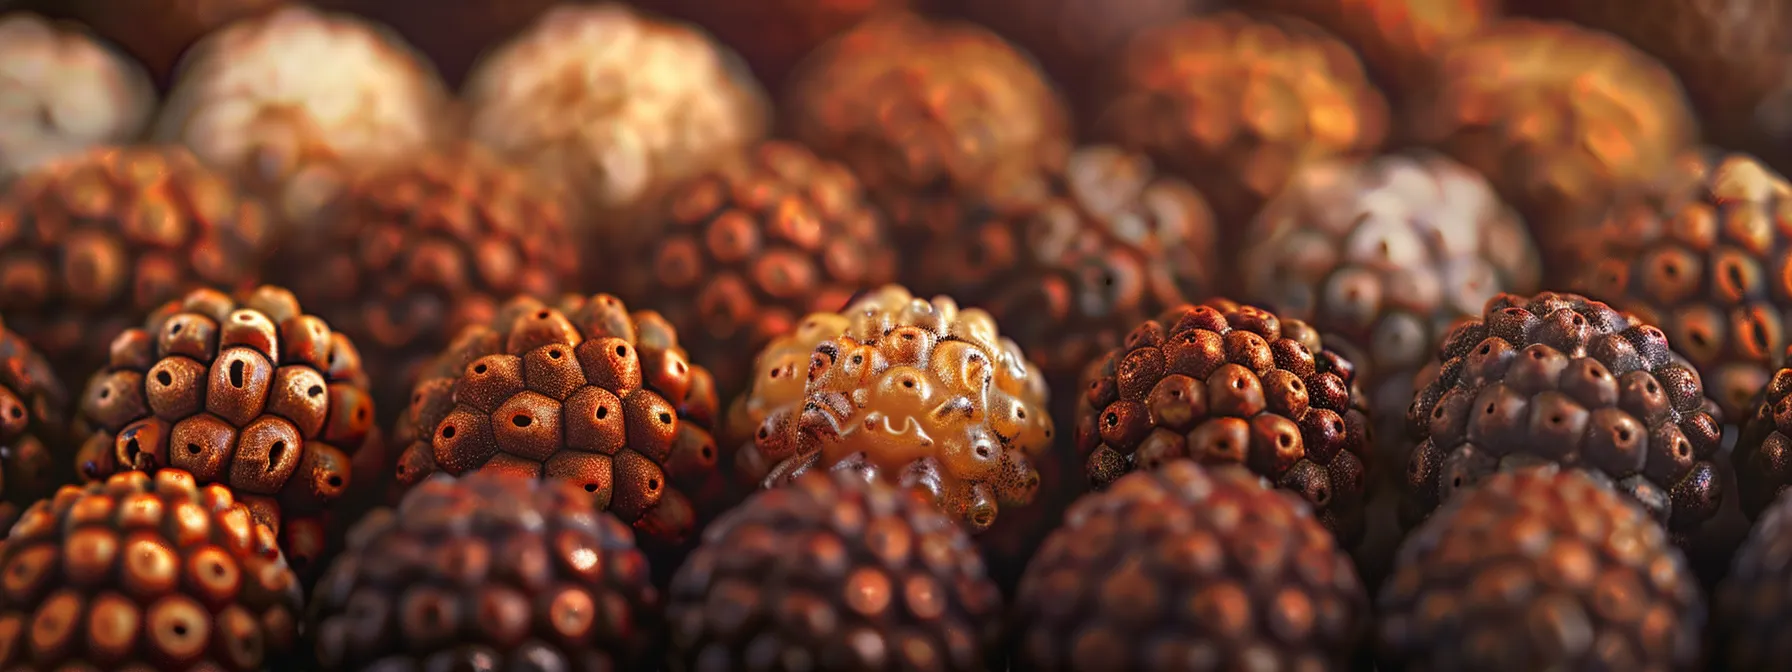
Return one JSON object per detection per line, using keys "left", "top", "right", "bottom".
{"left": 1734, "top": 352, "right": 1792, "bottom": 519}
{"left": 667, "top": 469, "right": 1003, "bottom": 671}
{"left": 73, "top": 285, "right": 376, "bottom": 572}
{"left": 1409, "top": 19, "right": 1698, "bottom": 236}
{"left": 1378, "top": 465, "right": 1704, "bottom": 671}
{"left": 0, "top": 146, "right": 273, "bottom": 376}
{"left": 288, "top": 143, "right": 581, "bottom": 413}
{"left": 1013, "top": 461, "right": 1369, "bottom": 670}
{"left": 784, "top": 11, "right": 1072, "bottom": 255}
{"left": 0, "top": 469, "right": 303, "bottom": 670}
{"left": 310, "top": 472, "right": 661, "bottom": 670}
{"left": 0, "top": 315, "right": 69, "bottom": 531}
{"left": 1568, "top": 152, "right": 1792, "bottom": 425}
{"left": 465, "top": 3, "right": 769, "bottom": 228}
{"left": 732, "top": 285, "right": 1055, "bottom": 533}
{"left": 625, "top": 140, "right": 897, "bottom": 400}
{"left": 914, "top": 145, "right": 1220, "bottom": 384}
{"left": 1716, "top": 487, "right": 1792, "bottom": 670}
{"left": 1254, "top": 0, "right": 1503, "bottom": 99}
{"left": 1076, "top": 299, "right": 1374, "bottom": 546}
{"left": 1402, "top": 292, "right": 1725, "bottom": 543}
{"left": 398, "top": 294, "right": 723, "bottom": 544}
{"left": 1243, "top": 152, "right": 1541, "bottom": 458}
{"left": 0, "top": 13, "right": 155, "bottom": 183}
{"left": 1093, "top": 11, "right": 1389, "bottom": 237}
{"left": 153, "top": 5, "right": 451, "bottom": 228}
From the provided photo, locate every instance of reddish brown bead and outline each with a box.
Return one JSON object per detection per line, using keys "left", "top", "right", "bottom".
{"left": 1565, "top": 152, "right": 1792, "bottom": 425}
{"left": 0, "top": 146, "right": 274, "bottom": 376}
{"left": 1506, "top": 0, "right": 1792, "bottom": 170}
{"left": 912, "top": 144, "right": 1220, "bottom": 385}
{"left": 1093, "top": 11, "right": 1389, "bottom": 245}
{"left": 1404, "top": 292, "right": 1725, "bottom": 545}
{"left": 1378, "top": 465, "right": 1704, "bottom": 671}
{"left": 0, "top": 469, "right": 302, "bottom": 670}
{"left": 784, "top": 11, "right": 1073, "bottom": 264}
{"left": 667, "top": 469, "right": 1003, "bottom": 671}
{"left": 310, "top": 472, "right": 661, "bottom": 670}
{"left": 397, "top": 294, "right": 722, "bottom": 544}
{"left": 73, "top": 286, "right": 376, "bottom": 574}
{"left": 0, "top": 315, "right": 70, "bottom": 530}
{"left": 728, "top": 286, "right": 1054, "bottom": 534}
{"left": 1013, "top": 461, "right": 1369, "bottom": 670}
{"left": 622, "top": 141, "right": 897, "bottom": 400}
{"left": 1733, "top": 349, "right": 1792, "bottom": 519}
{"left": 1409, "top": 19, "right": 1698, "bottom": 240}
{"left": 1077, "top": 299, "right": 1374, "bottom": 547}
{"left": 286, "top": 143, "right": 580, "bottom": 414}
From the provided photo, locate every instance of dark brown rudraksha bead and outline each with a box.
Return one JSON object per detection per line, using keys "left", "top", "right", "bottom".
{"left": 309, "top": 472, "right": 661, "bottom": 670}
{"left": 0, "top": 145, "right": 273, "bottom": 378}
{"left": 1092, "top": 11, "right": 1390, "bottom": 247}
{"left": 622, "top": 140, "right": 897, "bottom": 401}
{"left": 1076, "top": 298, "right": 1374, "bottom": 547}
{"left": 1378, "top": 465, "right": 1704, "bottom": 671}
{"left": 0, "top": 469, "right": 303, "bottom": 670}
{"left": 287, "top": 143, "right": 580, "bottom": 416}
{"left": 72, "top": 285, "right": 377, "bottom": 573}
{"left": 1013, "top": 461, "right": 1369, "bottom": 670}
{"left": 0, "top": 314, "right": 69, "bottom": 531}
{"left": 666, "top": 468, "right": 1003, "bottom": 671}
{"left": 731, "top": 286, "right": 1054, "bottom": 534}
{"left": 1402, "top": 292, "right": 1725, "bottom": 547}
{"left": 1735, "top": 351, "right": 1792, "bottom": 519}
{"left": 396, "top": 293, "right": 723, "bottom": 546}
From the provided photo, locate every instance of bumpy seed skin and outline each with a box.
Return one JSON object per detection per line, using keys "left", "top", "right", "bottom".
{"left": 464, "top": 3, "right": 769, "bottom": 232}
{"left": 1569, "top": 152, "right": 1792, "bottom": 425}
{"left": 0, "top": 469, "right": 304, "bottom": 670}
{"left": 1507, "top": 0, "right": 1792, "bottom": 170}
{"left": 1735, "top": 353, "right": 1792, "bottom": 519}
{"left": 1013, "top": 461, "right": 1369, "bottom": 671}
{"left": 1076, "top": 298, "right": 1374, "bottom": 546}
{"left": 783, "top": 11, "right": 1073, "bottom": 262}
{"left": 1243, "top": 153, "right": 1541, "bottom": 463}
{"left": 1378, "top": 465, "right": 1705, "bottom": 671}
{"left": 1403, "top": 292, "right": 1725, "bottom": 544}
{"left": 0, "top": 146, "right": 274, "bottom": 377}
{"left": 7, "top": 0, "right": 281, "bottom": 86}
{"left": 73, "top": 285, "right": 377, "bottom": 573}
{"left": 1093, "top": 11, "right": 1389, "bottom": 243}
{"left": 0, "top": 316, "right": 69, "bottom": 531}
{"left": 652, "top": 0, "right": 911, "bottom": 93}
{"left": 153, "top": 6, "right": 452, "bottom": 229}
{"left": 1254, "top": 0, "right": 1502, "bottom": 100}
{"left": 943, "top": 0, "right": 1219, "bottom": 127}
{"left": 914, "top": 145, "right": 1220, "bottom": 385}
{"left": 1716, "top": 487, "right": 1792, "bottom": 670}
{"left": 735, "top": 285, "right": 1055, "bottom": 534}
{"left": 310, "top": 472, "right": 661, "bottom": 670}
{"left": 667, "top": 469, "right": 1003, "bottom": 671}
{"left": 0, "top": 13, "right": 155, "bottom": 183}
{"left": 1409, "top": 19, "right": 1698, "bottom": 241}
{"left": 288, "top": 143, "right": 581, "bottom": 415}
{"left": 625, "top": 140, "right": 898, "bottom": 400}
{"left": 397, "top": 294, "right": 723, "bottom": 545}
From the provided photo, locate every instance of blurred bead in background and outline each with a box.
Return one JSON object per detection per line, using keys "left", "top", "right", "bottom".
{"left": 0, "top": 14, "right": 156, "bottom": 184}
